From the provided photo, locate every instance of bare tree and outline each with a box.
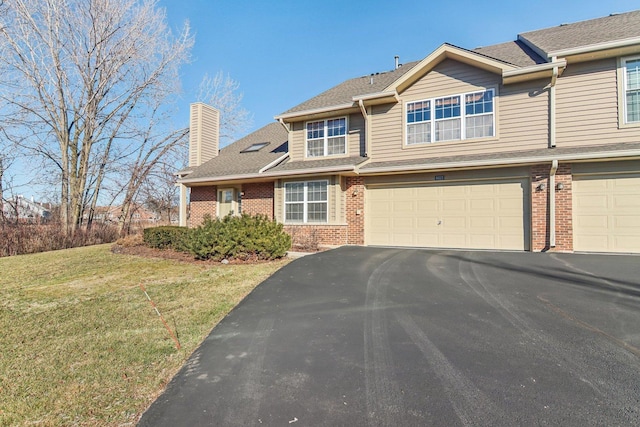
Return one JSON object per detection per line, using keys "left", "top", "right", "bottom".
{"left": 197, "top": 71, "right": 253, "bottom": 147}
{"left": 0, "top": 0, "right": 193, "bottom": 234}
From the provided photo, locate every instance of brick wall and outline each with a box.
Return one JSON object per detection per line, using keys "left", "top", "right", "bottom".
{"left": 189, "top": 186, "right": 216, "bottom": 227}
{"left": 345, "top": 176, "right": 365, "bottom": 245}
{"left": 284, "top": 224, "right": 348, "bottom": 250}
{"left": 530, "top": 164, "right": 573, "bottom": 252}
{"left": 241, "top": 182, "right": 274, "bottom": 219}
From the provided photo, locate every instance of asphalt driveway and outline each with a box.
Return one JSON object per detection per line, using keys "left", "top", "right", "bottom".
{"left": 139, "top": 247, "right": 640, "bottom": 426}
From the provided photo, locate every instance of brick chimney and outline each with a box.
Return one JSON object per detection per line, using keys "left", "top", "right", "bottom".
{"left": 189, "top": 102, "right": 220, "bottom": 167}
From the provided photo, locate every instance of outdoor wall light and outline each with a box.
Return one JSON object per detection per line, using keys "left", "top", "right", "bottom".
{"left": 537, "top": 182, "right": 546, "bottom": 191}
{"left": 556, "top": 182, "right": 564, "bottom": 191}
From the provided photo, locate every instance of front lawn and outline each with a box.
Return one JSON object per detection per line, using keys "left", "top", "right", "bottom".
{"left": 0, "top": 244, "right": 288, "bottom": 426}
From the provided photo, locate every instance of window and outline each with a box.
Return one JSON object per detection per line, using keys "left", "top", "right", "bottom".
{"left": 284, "top": 181, "right": 328, "bottom": 223}
{"left": 624, "top": 57, "right": 640, "bottom": 123}
{"left": 406, "top": 89, "right": 494, "bottom": 145}
{"left": 241, "top": 142, "right": 270, "bottom": 153}
{"left": 306, "top": 118, "right": 346, "bottom": 157}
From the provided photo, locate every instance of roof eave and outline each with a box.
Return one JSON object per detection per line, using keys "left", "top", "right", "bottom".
{"left": 179, "top": 164, "right": 358, "bottom": 185}
{"left": 548, "top": 36, "right": 640, "bottom": 59}
{"left": 502, "top": 59, "right": 567, "bottom": 84}
{"left": 275, "top": 103, "right": 357, "bottom": 122}
{"left": 352, "top": 90, "right": 399, "bottom": 106}
{"left": 359, "top": 149, "right": 640, "bottom": 175}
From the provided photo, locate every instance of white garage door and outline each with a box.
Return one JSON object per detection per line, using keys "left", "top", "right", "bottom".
{"left": 573, "top": 174, "right": 640, "bottom": 253}
{"left": 366, "top": 179, "right": 528, "bottom": 250}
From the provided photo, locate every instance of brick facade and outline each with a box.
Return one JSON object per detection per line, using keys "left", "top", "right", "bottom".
{"left": 189, "top": 167, "right": 578, "bottom": 252}
{"left": 284, "top": 224, "right": 348, "bottom": 250}
{"left": 345, "top": 176, "right": 365, "bottom": 245}
{"left": 189, "top": 186, "right": 216, "bottom": 227}
{"left": 241, "top": 182, "right": 274, "bottom": 219}
{"left": 530, "top": 163, "right": 573, "bottom": 252}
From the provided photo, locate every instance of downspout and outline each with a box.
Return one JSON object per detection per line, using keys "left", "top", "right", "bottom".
{"left": 358, "top": 99, "right": 369, "bottom": 157}
{"left": 278, "top": 118, "right": 290, "bottom": 132}
{"left": 549, "top": 57, "right": 559, "bottom": 148}
{"left": 549, "top": 159, "right": 558, "bottom": 248}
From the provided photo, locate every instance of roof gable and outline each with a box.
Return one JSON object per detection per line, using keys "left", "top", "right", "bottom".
{"left": 386, "top": 44, "right": 517, "bottom": 94}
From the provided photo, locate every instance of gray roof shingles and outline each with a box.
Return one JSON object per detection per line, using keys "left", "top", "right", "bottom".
{"left": 280, "top": 61, "right": 419, "bottom": 115}
{"left": 184, "top": 122, "right": 288, "bottom": 180}
{"left": 474, "top": 40, "right": 546, "bottom": 66}
{"left": 519, "top": 10, "right": 640, "bottom": 55}
{"left": 269, "top": 156, "right": 368, "bottom": 173}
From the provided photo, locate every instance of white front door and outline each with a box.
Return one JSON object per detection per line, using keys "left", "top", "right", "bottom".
{"left": 218, "top": 188, "right": 235, "bottom": 217}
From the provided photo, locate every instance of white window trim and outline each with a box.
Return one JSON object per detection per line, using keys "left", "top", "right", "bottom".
{"left": 621, "top": 55, "right": 640, "bottom": 126}
{"left": 283, "top": 180, "right": 329, "bottom": 223}
{"left": 405, "top": 88, "right": 496, "bottom": 145}
{"left": 304, "top": 117, "right": 348, "bottom": 158}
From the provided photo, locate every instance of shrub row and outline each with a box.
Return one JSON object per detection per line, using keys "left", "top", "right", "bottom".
{"left": 0, "top": 223, "right": 119, "bottom": 257}
{"left": 142, "top": 226, "right": 189, "bottom": 251}
{"left": 143, "top": 214, "right": 291, "bottom": 261}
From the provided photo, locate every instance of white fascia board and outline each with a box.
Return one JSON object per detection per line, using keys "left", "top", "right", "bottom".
{"left": 352, "top": 91, "right": 398, "bottom": 102}
{"left": 274, "top": 103, "right": 355, "bottom": 121}
{"left": 358, "top": 149, "right": 640, "bottom": 174}
{"left": 179, "top": 164, "right": 357, "bottom": 185}
{"left": 502, "top": 59, "right": 567, "bottom": 78}
{"left": 548, "top": 37, "right": 640, "bottom": 58}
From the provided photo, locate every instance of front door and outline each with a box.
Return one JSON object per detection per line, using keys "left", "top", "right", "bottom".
{"left": 218, "top": 188, "right": 235, "bottom": 217}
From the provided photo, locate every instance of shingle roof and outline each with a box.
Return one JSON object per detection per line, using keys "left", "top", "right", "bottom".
{"left": 519, "top": 10, "right": 640, "bottom": 55}
{"left": 184, "top": 122, "right": 288, "bottom": 180}
{"left": 474, "top": 40, "right": 546, "bottom": 66}
{"left": 280, "top": 62, "right": 419, "bottom": 115}
{"left": 269, "top": 156, "right": 368, "bottom": 173}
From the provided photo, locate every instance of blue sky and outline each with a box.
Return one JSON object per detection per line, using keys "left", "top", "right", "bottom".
{"left": 160, "top": 0, "right": 640, "bottom": 135}
{"left": 6, "top": 0, "right": 639, "bottom": 200}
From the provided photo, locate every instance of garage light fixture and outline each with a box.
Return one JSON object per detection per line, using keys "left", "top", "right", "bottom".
{"left": 537, "top": 182, "right": 546, "bottom": 191}
{"left": 556, "top": 182, "right": 564, "bottom": 191}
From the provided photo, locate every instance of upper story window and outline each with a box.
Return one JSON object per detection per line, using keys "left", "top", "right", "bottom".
{"left": 284, "top": 180, "right": 328, "bottom": 223}
{"left": 306, "top": 118, "right": 346, "bottom": 157}
{"left": 623, "top": 57, "right": 640, "bottom": 123}
{"left": 406, "top": 89, "right": 494, "bottom": 145}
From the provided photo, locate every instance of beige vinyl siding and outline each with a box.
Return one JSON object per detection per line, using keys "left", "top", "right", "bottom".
{"left": 402, "top": 59, "right": 498, "bottom": 100}
{"left": 288, "top": 113, "right": 364, "bottom": 162}
{"left": 189, "top": 103, "right": 219, "bottom": 167}
{"left": 369, "top": 60, "right": 550, "bottom": 163}
{"left": 556, "top": 58, "right": 639, "bottom": 146}
{"left": 274, "top": 176, "right": 345, "bottom": 224}
{"left": 290, "top": 121, "right": 305, "bottom": 161}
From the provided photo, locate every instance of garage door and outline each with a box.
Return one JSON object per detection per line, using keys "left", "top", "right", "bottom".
{"left": 366, "top": 179, "right": 528, "bottom": 250}
{"left": 573, "top": 174, "right": 640, "bottom": 253}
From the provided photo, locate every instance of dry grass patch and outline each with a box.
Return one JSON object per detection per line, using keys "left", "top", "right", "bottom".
{"left": 0, "top": 244, "right": 288, "bottom": 426}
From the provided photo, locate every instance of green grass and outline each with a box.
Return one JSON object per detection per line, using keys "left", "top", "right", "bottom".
{"left": 0, "top": 244, "right": 289, "bottom": 426}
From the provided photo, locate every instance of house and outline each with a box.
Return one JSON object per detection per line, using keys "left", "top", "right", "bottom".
{"left": 178, "top": 11, "right": 640, "bottom": 254}
{"left": 87, "top": 205, "right": 158, "bottom": 224}
{"left": 2, "top": 195, "right": 51, "bottom": 223}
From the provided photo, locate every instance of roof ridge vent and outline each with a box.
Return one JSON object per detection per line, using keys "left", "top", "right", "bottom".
{"left": 559, "top": 23, "right": 568, "bottom": 26}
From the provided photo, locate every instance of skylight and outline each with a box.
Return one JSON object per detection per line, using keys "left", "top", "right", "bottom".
{"left": 241, "top": 142, "right": 270, "bottom": 153}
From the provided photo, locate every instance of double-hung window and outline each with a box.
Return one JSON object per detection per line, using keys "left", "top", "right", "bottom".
{"left": 623, "top": 57, "right": 640, "bottom": 123}
{"left": 306, "top": 118, "right": 346, "bottom": 157}
{"left": 284, "top": 180, "right": 328, "bottom": 223}
{"left": 406, "top": 89, "right": 494, "bottom": 144}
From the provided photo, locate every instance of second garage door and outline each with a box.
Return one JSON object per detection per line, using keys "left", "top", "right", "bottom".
{"left": 573, "top": 173, "right": 640, "bottom": 253}
{"left": 366, "top": 179, "right": 528, "bottom": 250}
